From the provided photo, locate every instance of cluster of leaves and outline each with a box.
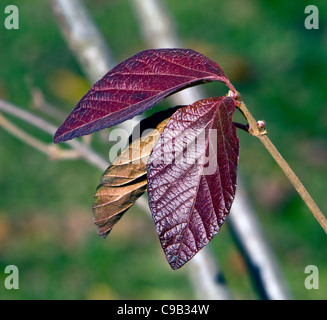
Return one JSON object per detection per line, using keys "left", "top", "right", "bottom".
{"left": 54, "top": 49, "right": 242, "bottom": 269}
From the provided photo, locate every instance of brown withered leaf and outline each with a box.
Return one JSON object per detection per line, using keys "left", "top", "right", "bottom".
{"left": 93, "top": 117, "right": 169, "bottom": 238}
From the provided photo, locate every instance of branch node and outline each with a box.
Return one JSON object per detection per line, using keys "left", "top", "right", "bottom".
{"left": 249, "top": 120, "right": 267, "bottom": 137}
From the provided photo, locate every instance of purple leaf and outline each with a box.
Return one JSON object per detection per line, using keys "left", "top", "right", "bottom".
{"left": 53, "top": 48, "right": 233, "bottom": 143}
{"left": 147, "top": 96, "right": 239, "bottom": 269}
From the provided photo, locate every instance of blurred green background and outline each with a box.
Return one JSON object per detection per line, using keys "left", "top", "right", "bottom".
{"left": 0, "top": 0, "right": 326, "bottom": 300}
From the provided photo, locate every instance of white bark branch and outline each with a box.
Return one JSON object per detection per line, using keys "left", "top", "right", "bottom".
{"left": 49, "top": 0, "right": 115, "bottom": 82}
{"left": 130, "top": 0, "right": 204, "bottom": 107}
{"left": 229, "top": 180, "right": 292, "bottom": 299}
{"left": 0, "top": 99, "right": 108, "bottom": 171}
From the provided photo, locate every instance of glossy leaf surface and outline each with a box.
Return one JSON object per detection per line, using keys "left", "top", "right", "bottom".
{"left": 147, "top": 96, "right": 239, "bottom": 269}
{"left": 53, "top": 48, "right": 231, "bottom": 143}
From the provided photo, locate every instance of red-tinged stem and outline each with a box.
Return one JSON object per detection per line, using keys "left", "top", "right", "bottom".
{"left": 230, "top": 91, "right": 327, "bottom": 234}
{"left": 233, "top": 122, "right": 249, "bottom": 133}
{"left": 226, "top": 81, "right": 237, "bottom": 93}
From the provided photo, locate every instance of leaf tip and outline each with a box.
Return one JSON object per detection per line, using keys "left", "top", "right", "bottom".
{"left": 52, "top": 133, "right": 62, "bottom": 144}
{"left": 97, "top": 229, "right": 110, "bottom": 239}
{"left": 53, "top": 127, "right": 69, "bottom": 144}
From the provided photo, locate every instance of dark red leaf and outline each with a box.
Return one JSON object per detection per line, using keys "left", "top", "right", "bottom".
{"left": 53, "top": 48, "right": 233, "bottom": 143}
{"left": 147, "top": 96, "right": 239, "bottom": 269}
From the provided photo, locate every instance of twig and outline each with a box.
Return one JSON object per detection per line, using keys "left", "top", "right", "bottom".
{"left": 233, "top": 122, "right": 249, "bottom": 133}
{"left": 0, "top": 112, "right": 50, "bottom": 155}
{"left": 0, "top": 111, "right": 80, "bottom": 160}
{"left": 30, "top": 86, "right": 67, "bottom": 121}
{"left": 0, "top": 112, "right": 81, "bottom": 160}
{"left": 0, "top": 99, "right": 108, "bottom": 171}
{"left": 259, "top": 135, "right": 327, "bottom": 232}
{"left": 234, "top": 94, "right": 327, "bottom": 234}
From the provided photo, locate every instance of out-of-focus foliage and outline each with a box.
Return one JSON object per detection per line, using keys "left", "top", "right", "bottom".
{"left": 0, "top": 0, "right": 326, "bottom": 299}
